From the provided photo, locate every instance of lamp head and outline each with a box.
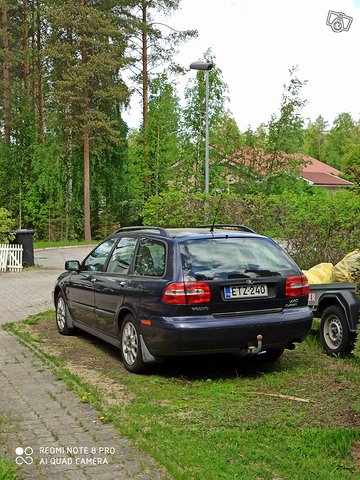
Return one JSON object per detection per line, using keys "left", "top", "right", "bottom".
{"left": 190, "top": 61, "right": 213, "bottom": 71}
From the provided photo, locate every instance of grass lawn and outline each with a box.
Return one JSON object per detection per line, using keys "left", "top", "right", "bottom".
{"left": 0, "top": 457, "right": 18, "bottom": 480}
{"left": 4, "top": 313, "right": 360, "bottom": 480}
{"left": 33, "top": 240, "right": 97, "bottom": 249}
{"left": 0, "top": 414, "right": 19, "bottom": 480}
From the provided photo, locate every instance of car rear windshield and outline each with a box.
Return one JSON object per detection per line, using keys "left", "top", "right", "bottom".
{"left": 179, "top": 237, "right": 300, "bottom": 281}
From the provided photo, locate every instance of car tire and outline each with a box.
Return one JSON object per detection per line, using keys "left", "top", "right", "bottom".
{"left": 320, "top": 305, "right": 353, "bottom": 357}
{"left": 56, "top": 292, "right": 76, "bottom": 335}
{"left": 120, "top": 315, "right": 147, "bottom": 374}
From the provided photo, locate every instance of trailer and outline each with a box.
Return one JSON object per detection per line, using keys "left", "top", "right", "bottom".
{"left": 309, "top": 283, "right": 360, "bottom": 356}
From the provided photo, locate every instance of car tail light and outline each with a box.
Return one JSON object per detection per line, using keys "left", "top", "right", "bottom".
{"left": 285, "top": 275, "right": 310, "bottom": 297}
{"left": 162, "top": 282, "right": 211, "bottom": 304}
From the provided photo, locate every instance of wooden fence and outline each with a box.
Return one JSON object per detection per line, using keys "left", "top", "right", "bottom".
{"left": 0, "top": 244, "right": 23, "bottom": 272}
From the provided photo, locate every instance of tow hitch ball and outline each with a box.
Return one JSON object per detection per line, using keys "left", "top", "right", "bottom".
{"left": 239, "top": 334, "right": 264, "bottom": 356}
{"left": 248, "top": 334, "right": 263, "bottom": 355}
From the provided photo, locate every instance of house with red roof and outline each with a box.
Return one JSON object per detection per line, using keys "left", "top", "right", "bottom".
{"left": 220, "top": 147, "right": 353, "bottom": 191}
{"left": 300, "top": 156, "right": 353, "bottom": 190}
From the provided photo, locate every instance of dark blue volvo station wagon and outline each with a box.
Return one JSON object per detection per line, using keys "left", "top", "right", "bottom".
{"left": 54, "top": 225, "right": 313, "bottom": 373}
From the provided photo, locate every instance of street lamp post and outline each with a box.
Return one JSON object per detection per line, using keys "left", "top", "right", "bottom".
{"left": 190, "top": 61, "right": 213, "bottom": 194}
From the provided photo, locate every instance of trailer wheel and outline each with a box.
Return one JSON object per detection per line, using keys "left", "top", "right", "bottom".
{"left": 320, "top": 305, "right": 352, "bottom": 357}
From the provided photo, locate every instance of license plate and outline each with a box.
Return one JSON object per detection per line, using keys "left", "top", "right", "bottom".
{"left": 224, "top": 284, "right": 268, "bottom": 299}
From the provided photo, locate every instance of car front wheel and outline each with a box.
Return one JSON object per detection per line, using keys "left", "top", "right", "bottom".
{"left": 120, "top": 315, "right": 147, "bottom": 374}
{"left": 320, "top": 305, "right": 353, "bottom": 357}
{"left": 56, "top": 292, "right": 75, "bottom": 335}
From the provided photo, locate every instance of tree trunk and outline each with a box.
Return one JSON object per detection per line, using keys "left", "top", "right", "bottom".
{"left": 142, "top": 0, "right": 149, "bottom": 192}
{"left": 2, "top": 0, "right": 10, "bottom": 144}
{"left": 31, "top": 9, "right": 36, "bottom": 106}
{"left": 83, "top": 108, "right": 91, "bottom": 241}
{"left": 23, "top": 0, "right": 30, "bottom": 96}
{"left": 36, "top": 0, "right": 45, "bottom": 136}
{"left": 80, "top": 0, "right": 91, "bottom": 241}
{"left": 142, "top": 0, "right": 148, "bottom": 131}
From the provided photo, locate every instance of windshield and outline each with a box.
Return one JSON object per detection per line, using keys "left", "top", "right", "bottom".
{"left": 179, "top": 237, "right": 299, "bottom": 281}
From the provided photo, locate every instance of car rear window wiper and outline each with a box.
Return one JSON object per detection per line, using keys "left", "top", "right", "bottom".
{"left": 227, "top": 269, "right": 281, "bottom": 279}
{"left": 245, "top": 269, "right": 281, "bottom": 277}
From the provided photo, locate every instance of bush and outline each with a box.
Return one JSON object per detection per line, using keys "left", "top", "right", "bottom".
{"left": 353, "top": 323, "right": 360, "bottom": 362}
{"left": 352, "top": 265, "right": 360, "bottom": 361}
{"left": 142, "top": 189, "right": 360, "bottom": 269}
{"left": 0, "top": 208, "right": 15, "bottom": 243}
{"left": 274, "top": 189, "right": 360, "bottom": 268}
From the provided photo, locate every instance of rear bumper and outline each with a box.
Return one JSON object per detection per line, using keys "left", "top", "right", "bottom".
{"left": 142, "top": 307, "right": 313, "bottom": 356}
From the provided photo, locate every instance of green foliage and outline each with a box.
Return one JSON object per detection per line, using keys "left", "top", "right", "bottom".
{"left": 46, "top": 0, "right": 130, "bottom": 147}
{"left": 182, "top": 49, "right": 230, "bottom": 191}
{"left": 321, "top": 113, "right": 358, "bottom": 169}
{"left": 0, "top": 0, "right": 200, "bottom": 239}
{"left": 0, "top": 208, "right": 15, "bottom": 244}
{"left": 262, "top": 66, "right": 308, "bottom": 193}
{"left": 143, "top": 190, "right": 212, "bottom": 226}
{"left": 90, "top": 119, "right": 129, "bottom": 237}
{"left": 273, "top": 189, "right": 360, "bottom": 268}
{"left": 342, "top": 143, "right": 360, "bottom": 184}
{"left": 354, "top": 326, "right": 360, "bottom": 362}
{"left": 0, "top": 455, "right": 18, "bottom": 480}
{"left": 143, "top": 189, "right": 360, "bottom": 269}
{"left": 146, "top": 74, "right": 182, "bottom": 196}
{"left": 302, "top": 116, "right": 328, "bottom": 159}
{"left": 128, "top": 0, "right": 197, "bottom": 92}
{"left": 120, "top": 129, "right": 146, "bottom": 225}
{"left": 352, "top": 262, "right": 360, "bottom": 361}
{"left": 1, "top": 1, "right": 360, "bottom": 244}
{"left": 343, "top": 143, "right": 360, "bottom": 169}
{"left": 267, "top": 66, "right": 307, "bottom": 156}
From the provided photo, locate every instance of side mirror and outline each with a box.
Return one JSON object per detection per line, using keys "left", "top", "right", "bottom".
{"left": 65, "top": 260, "right": 80, "bottom": 272}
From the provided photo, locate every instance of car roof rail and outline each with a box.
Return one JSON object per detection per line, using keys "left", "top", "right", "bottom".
{"left": 196, "top": 224, "right": 256, "bottom": 233}
{"left": 116, "top": 226, "right": 169, "bottom": 237}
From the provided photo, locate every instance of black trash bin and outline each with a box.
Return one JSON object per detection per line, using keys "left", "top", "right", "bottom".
{"left": 11, "top": 229, "right": 35, "bottom": 267}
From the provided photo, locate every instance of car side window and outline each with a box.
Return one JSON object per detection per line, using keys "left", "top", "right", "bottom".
{"left": 107, "top": 237, "right": 137, "bottom": 274}
{"left": 82, "top": 238, "right": 116, "bottom": 272}
{"left": 134, "top": 238, "right": 166, "bottom": 277}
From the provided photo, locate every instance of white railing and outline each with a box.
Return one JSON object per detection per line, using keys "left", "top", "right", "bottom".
{"left": 0, "top": 244, "right": 23, "bottom": 272}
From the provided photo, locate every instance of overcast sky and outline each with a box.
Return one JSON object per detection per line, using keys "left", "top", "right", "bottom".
{"left": 123, "top": 0, "right": 360, "bottom": 131}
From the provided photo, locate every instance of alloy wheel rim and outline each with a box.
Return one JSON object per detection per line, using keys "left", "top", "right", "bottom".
{"left": 56, "top": 298, "right": 66, "bottom": 330}
{"left": 122, "top": 322, "right": 138, "bottom": 365}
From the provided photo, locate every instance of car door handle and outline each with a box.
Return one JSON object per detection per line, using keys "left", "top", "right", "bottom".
{"left": 91, "top": 278, "right": 97, "bottom": 283}
{"left": 117, "top": 281, "right": 127, "bottom": 287}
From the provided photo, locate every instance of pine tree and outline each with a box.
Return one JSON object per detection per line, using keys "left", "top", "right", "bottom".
{"left": 127, "top": 0, "right": 196, "bottom": 191}
{"left": 46, "top": 0, "right": 131, "bottom": 240}
{"left": 1, "top": 0, "right": 11, "bottom": 144}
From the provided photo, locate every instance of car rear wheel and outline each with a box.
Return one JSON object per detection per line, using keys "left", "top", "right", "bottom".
{"left": 320, "top": 305, "right": 352, "bottom": 357}
{"left": 120, "top": 315, "right": 147, "bottom": 374}
{"left": 56, "top": 292, "right": 76, "bottom": 335}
